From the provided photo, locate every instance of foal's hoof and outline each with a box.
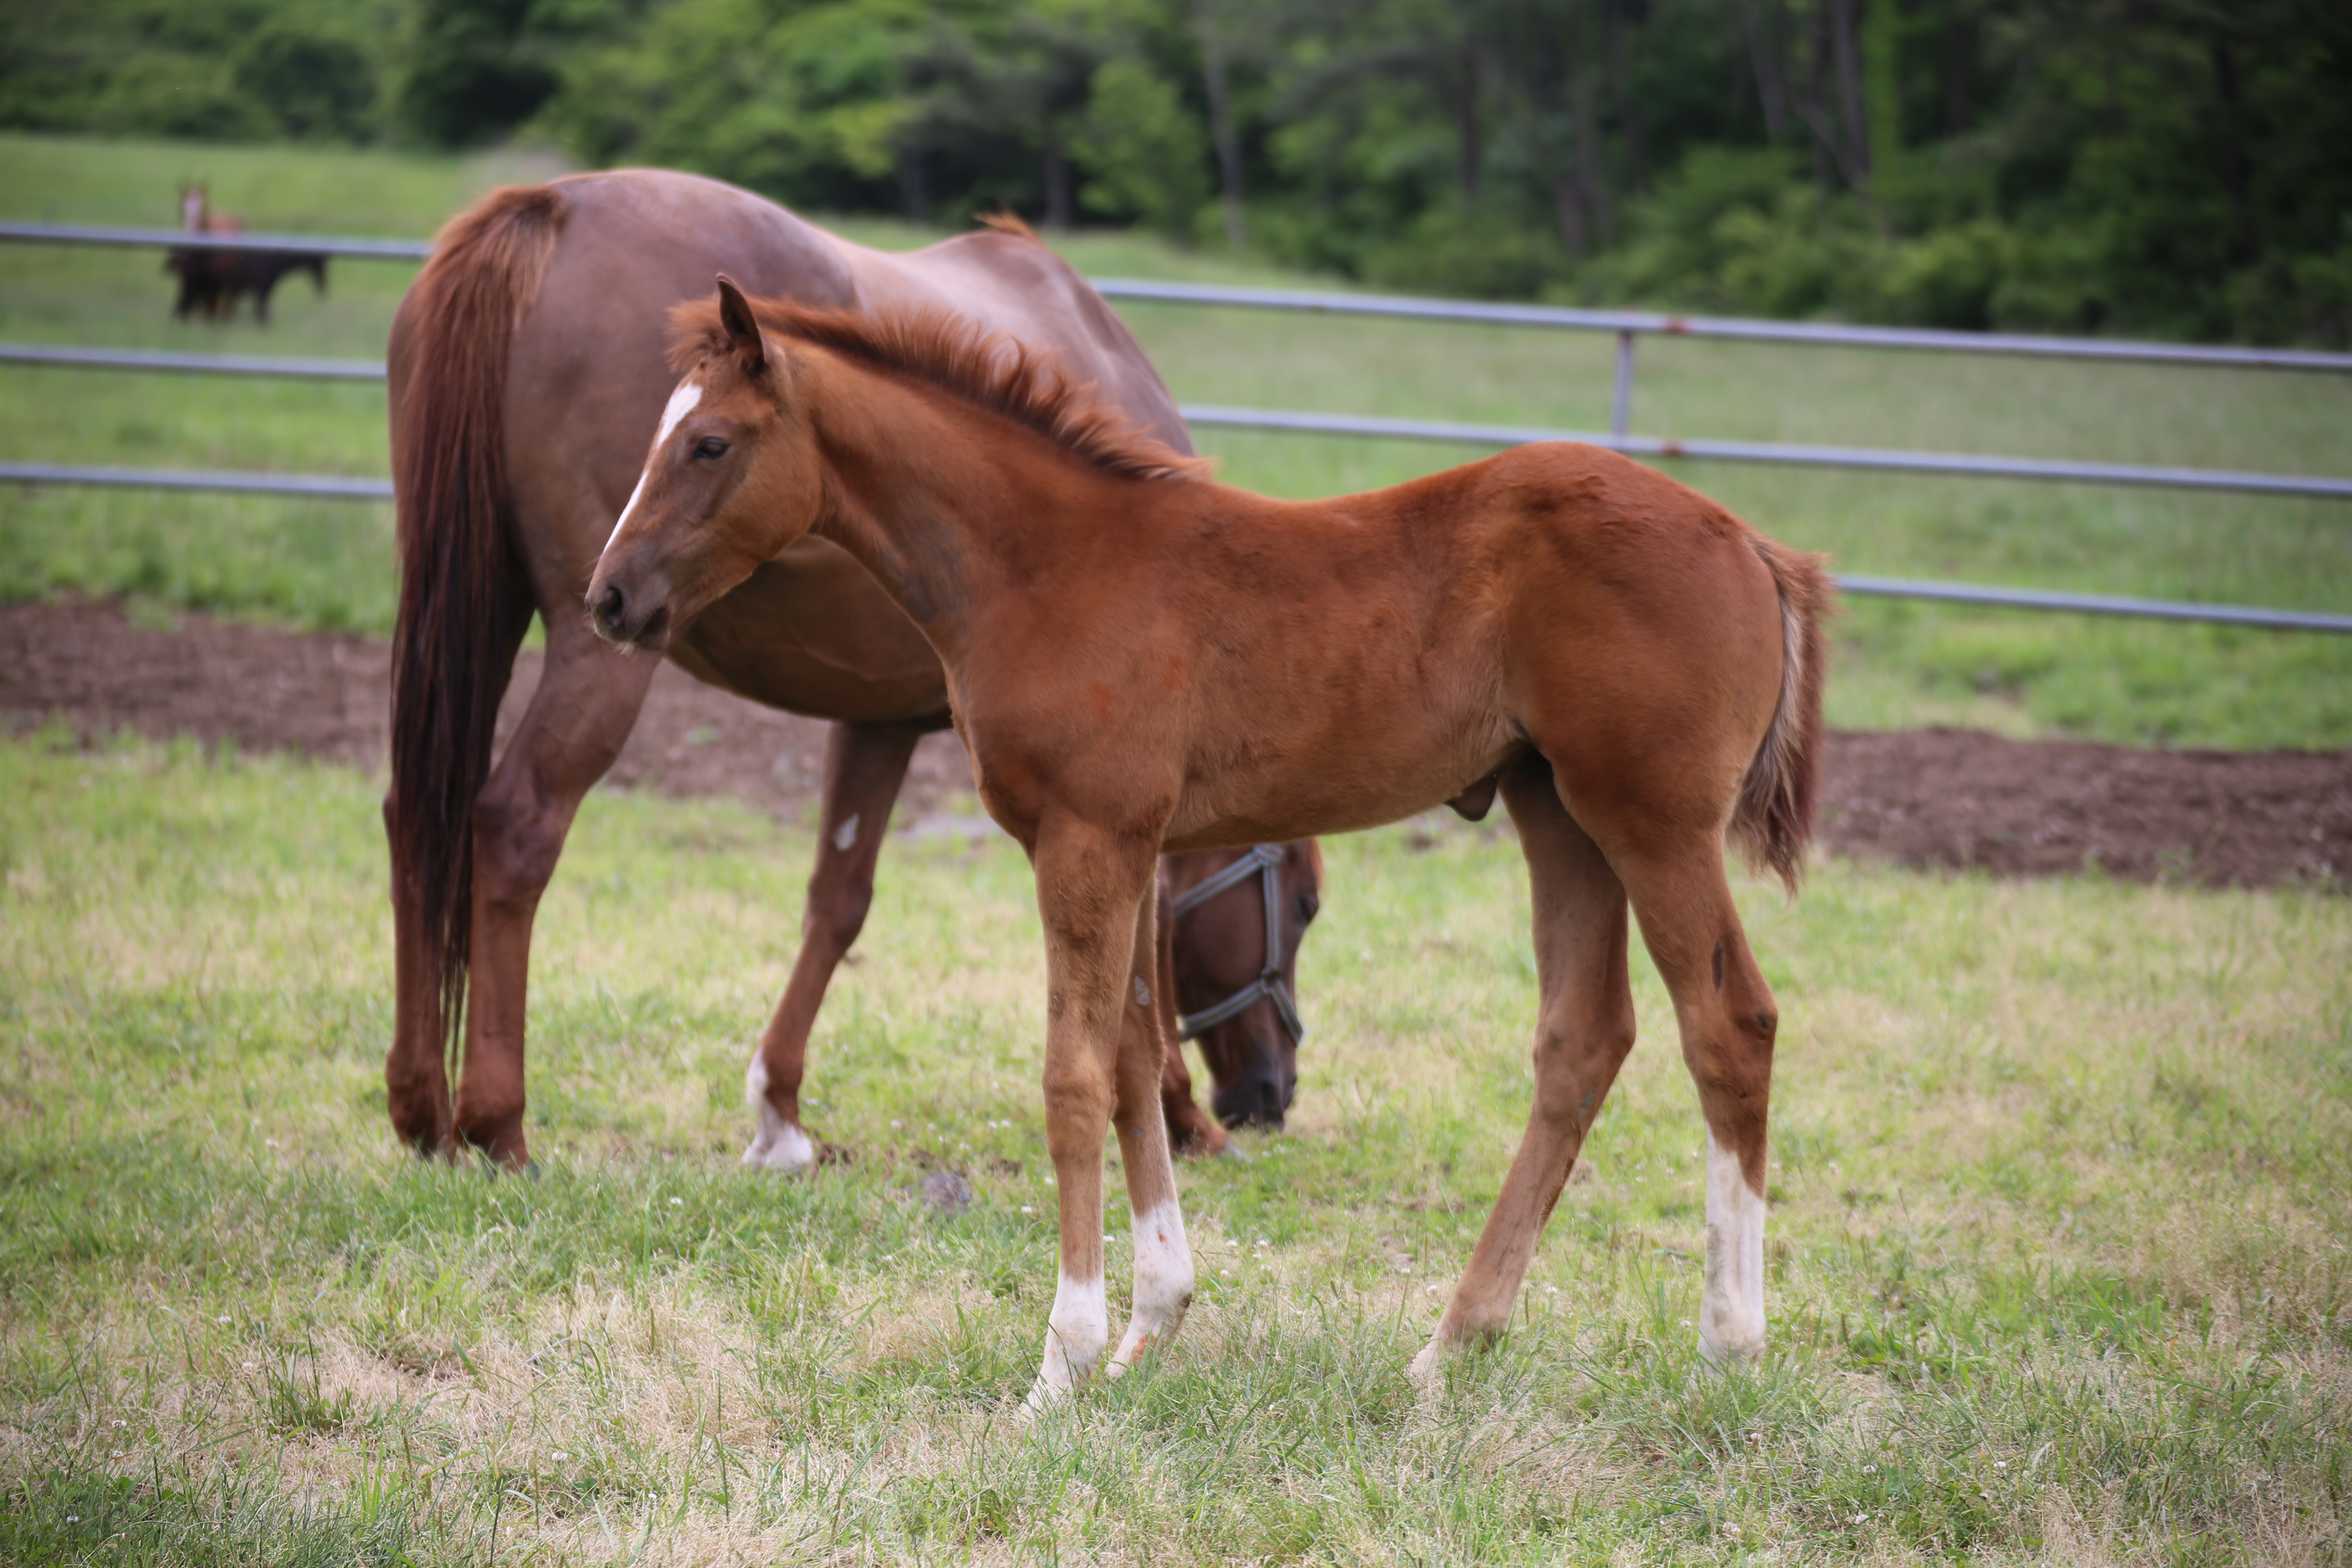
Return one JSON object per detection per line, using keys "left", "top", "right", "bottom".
{"left": 742, "top": 1108, "right": 815, "bottom": 1173}
{"left": 1407, "top": 1338, "right": 1448, "bottom": 1388}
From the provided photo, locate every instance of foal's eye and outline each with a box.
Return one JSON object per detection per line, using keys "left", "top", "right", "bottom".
{"left": 693, "top": 437, "right": 730, "bottom": 460}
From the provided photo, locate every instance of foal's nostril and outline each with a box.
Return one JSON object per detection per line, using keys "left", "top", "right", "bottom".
{"left": 595, "top": 581, "right": 627, "bottom": 636}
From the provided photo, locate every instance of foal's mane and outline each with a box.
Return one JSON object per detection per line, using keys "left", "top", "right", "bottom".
{"left": 669, "top": 295, "right": 1208, "bottom": 484}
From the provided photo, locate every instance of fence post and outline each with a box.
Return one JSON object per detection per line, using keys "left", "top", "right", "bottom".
{"left": 1610, "top": 330, "right": 1636, "bottom": 442}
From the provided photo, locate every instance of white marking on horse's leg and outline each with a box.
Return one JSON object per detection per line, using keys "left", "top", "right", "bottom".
{"left": 1107, "top": 1200, "right": 1192, "bottom": 1375}
{"left": 1025, "top": 1270, "right": 1108, "bottom": 1410}
{"left": 1699, "top": 1130, "right": 1767, "bottom": 1364}
{"left": 604, "top": 381, "right": 704, "bottom": 548}
{"left": 740, "top": 1055, "right": 814, "bottom": 1172}
{"left": 832, "top": 812, "right": 860, "bottom": 852}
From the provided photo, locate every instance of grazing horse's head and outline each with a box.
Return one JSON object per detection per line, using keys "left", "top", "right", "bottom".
{"left": 1168, "top": 841, "right": 1322, "bottom": 1130}
{"left": 590, "top": 276, "right": 823, "bottom": 652}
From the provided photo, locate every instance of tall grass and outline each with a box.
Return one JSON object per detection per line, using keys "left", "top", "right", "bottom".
{"left": 1, "top": 134, "right": 2349, "bottom": 745}
{"left": 2, "top": 733, "right": 2347, "bottom": 1563}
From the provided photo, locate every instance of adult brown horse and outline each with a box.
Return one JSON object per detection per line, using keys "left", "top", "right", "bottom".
{"left": 385, "top": 170, "right": 1300, "bottom": 1174}
{"left": 587, "top": 285, "right": 1830, "bottom": 1405}
{"left": 1156, "top": 840, "right": 1322, "bottom": 1150}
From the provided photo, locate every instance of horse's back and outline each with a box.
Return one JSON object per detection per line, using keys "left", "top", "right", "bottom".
{"left": 830, "top": 230, "right": 1193, "bottom": 455}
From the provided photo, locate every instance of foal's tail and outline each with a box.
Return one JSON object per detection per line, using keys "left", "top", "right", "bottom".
{"left": 1730, "top": 538, "right": 1834, "bottom": 895}
{"left": 387, "top": 184, "right": 568, "bottom": 1071}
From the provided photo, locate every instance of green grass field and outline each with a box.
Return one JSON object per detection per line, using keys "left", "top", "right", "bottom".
{"left": 1, "top": 734, "right": 2347, "bottom": 1563}
{"left": 2, "top": 133, "right": 2349, "bottom": 746}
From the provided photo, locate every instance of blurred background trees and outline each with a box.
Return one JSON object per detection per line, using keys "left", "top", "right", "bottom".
{"left": 4, "top": 0, "right": 2347, "bottom": 344}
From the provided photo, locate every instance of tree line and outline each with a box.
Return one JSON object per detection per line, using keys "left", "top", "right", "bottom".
{"left": 6, "top": 0, "right": 2348, "bottom": 344}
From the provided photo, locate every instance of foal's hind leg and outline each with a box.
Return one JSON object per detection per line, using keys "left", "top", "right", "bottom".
{"left": 1415, "top": 755, "right": 1636, "bottom": 1377}
{"left": 744, "top": 720, "right": 923, "bottom": 1172}
{"left": 1108, "top": 885, "right": 1195, "bottom": 1374}
{"left": 453, "top": 619, "right": 659, "bottom": 1167}
{"left": 1611, "top": 845, "right": 1780, "bottom": 1364}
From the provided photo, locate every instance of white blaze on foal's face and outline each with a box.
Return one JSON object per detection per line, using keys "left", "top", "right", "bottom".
{"left": 606, "top": 379, "right": 705, "bottom": 548}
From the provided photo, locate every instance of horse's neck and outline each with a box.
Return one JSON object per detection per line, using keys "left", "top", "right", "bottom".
{"left": 805, "top": 356, "right": 1154, "bottom": 648}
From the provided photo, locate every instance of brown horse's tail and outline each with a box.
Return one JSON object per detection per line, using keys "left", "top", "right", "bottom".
{"left": 387, "top": 184, "right": 567, "bottom": 1075}
{"left": 1731, "top": 537, "right": 1834, "bottom": 895}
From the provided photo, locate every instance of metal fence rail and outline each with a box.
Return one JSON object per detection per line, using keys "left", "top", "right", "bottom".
{"left": 1091, "top": 278, "right": 2352, "bottom": 374}
{"left": 1179, "top": 405, "right": 2352, "bottom": 501}
{"left": 0, "top": 343, "right": 388, "bottom": 381}
{"left": 0, "top": 461, "right": 391, "bottom": 500}
{"left": 0, "top": 221, "right": 430, "bottom": 261}
{"left": 4, "top": 219, "right": 2349, "bottom": 634}
{"left": 11, "top": 344, "right": 2347, "bottom": 502}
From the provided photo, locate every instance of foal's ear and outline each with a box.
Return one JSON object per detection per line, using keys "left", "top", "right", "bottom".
{"left": 714, "top": 275, "right": 766, "bottom": 374}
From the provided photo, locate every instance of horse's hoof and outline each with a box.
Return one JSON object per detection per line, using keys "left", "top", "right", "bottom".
{"left": 742, "top": 1109, "right": 816, "bottom": 1173}
{"left": 1407, "top": 1339, "right": 1447, "bottom": 1387}
{"left": 1218, "top": 1140, "right": 1252, "bottom": 1163}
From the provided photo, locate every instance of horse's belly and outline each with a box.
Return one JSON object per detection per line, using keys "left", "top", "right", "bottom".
{"left": 1163, "top": 728, "right": 1515, "bottom": 851}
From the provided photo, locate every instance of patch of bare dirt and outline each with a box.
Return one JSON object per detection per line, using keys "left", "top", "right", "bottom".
{"left": 0, "top": 596, "right": 974, "bottom": 821}
{"left": 4, "top": 597, "right": 2346, "bottom": 891}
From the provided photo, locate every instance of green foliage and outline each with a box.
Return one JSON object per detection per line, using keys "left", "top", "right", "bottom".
{"left": 5, "top": 2, "right": 2350, "bottom": 344}
{"left": 0, "top": 1, "right": 403, "bottom": 146}
{"left": 232, "top": 24, "right": 379, "bottom": 144}
{"left": 391, "top": 0, "right": 562, "bottom": 148}
{"left": 1079, "top": 56, "right": 1207, "bottom": 241}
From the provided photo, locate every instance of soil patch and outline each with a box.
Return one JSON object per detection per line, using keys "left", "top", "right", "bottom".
{"left": 4, "top": 598, "right": 2345, "bottom": 891}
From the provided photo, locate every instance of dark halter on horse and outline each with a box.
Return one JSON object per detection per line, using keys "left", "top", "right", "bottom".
{"left": 1168, "top": 844, "right": 1307, "bottom": 1046}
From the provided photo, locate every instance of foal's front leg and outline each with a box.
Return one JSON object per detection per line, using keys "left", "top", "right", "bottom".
{"left": 1026, "top": 821, "right": 1169, "bottom": 1410}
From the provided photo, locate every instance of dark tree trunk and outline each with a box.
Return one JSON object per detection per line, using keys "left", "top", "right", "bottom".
{"left": 1799, "top": 1, "right": 1834, "bottom": 189}
{"left": 1042, "top": 125, "right": 1071, "bottom": 231}
{"left": 1572, "top": 0, "right": 1610, "bottom": 247}
{"left": 1196, "top": 0, "right": 1247, "bottom": 250}
{"left": 1737, "top": 0, "right": 1790, "bottom": 145}
{"left": 1942, "top": 11, "right": 1972, "bottom": 137}
{"left": 2207, "top": 33, "right": 2259, "bottom": 265}
{"left": 1829, "top": 0, "right": 1871, "bottom": 186}
{"left": 1604, "top": 0, "right": 1645, "bottom": 193}
{"left": 1456, "top": 42, "right": 1482, "bottom": 205}
{"left": 901, "top": 149, "right": 928, "bottom": 223}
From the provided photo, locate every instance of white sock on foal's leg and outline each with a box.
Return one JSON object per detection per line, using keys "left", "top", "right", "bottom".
{"left": 1699, "top": 1130, "right": 1767, "bottom": 1363}
{"left": 1107, "top": 1199, "right": 1193, "bottom": 1374}
{"left": 1027, "top": 1270, "right": 1109, "bottom": 1411}
{"left": 741, "top": 1056, "right": 815, "bottom": 1172}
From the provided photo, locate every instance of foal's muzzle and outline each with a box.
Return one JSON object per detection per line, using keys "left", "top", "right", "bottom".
{"left": 589, "top": 576, "right": 670, "bottom": 649}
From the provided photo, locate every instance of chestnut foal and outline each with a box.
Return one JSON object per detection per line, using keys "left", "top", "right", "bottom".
{"left": 589, "top": 283, "right": 1830, "bottom": 1405}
